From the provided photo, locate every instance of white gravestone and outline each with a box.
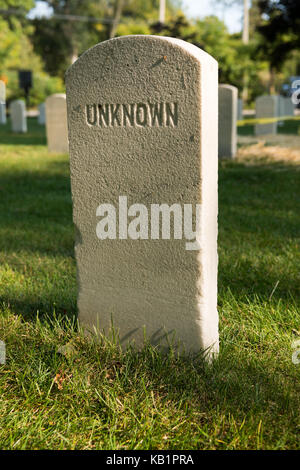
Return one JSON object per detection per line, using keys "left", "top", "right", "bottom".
{"left": 218, "top": 84, "right": 238, "bottom": 159}
{"left": 45, "top": 94, "right": 68, "bottom": 153}
{"left": 38, "top": 102, "right": 46, "bottom": 125}
{"left": 10, "top": 99, "right": 27, "bottom": 133}
{"left": 66, "top": 36, "right": 219, "bottom": 356}
{"left": 0, "top": 80, "right": 6, "bottom": 125}
{"left": 255, "top": 95, "right": 279, "bottom": 135}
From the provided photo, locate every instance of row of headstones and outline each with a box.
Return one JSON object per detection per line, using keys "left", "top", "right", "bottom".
{"left": 219, "top": 88, "right": 296, "bottom": 157}
{"left": 4, "top": 82, "right": 291, "bottom": 158}
{"left": 2, "top": 83, "right": 239, "bottom": 159}
{"left": 0, "top": 82, "right": 69, "bottom": 153}
{"left": 1, "top": 79, "right": 296, "bottom": 161}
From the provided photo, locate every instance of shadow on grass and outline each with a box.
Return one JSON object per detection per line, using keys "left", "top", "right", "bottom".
{"left": 0, "top": 138, "right": 299, "bottom": 322}
{"left": 218, "top": 159, "right": 300, "bottom": 304}
{"left": 0, "top": 156, "right": 76, "bottom": 321}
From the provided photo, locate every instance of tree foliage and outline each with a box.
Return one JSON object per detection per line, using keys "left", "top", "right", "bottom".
{"left": 0, "top": 0, "right": 64, "bottom": 104}
{"left": 1, "top": 0, "right": 300, "bottom": 105}
{"left": 257, "top": 0, "right": 300, "bottom": 71}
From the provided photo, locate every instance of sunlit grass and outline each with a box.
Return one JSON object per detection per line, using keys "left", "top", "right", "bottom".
{"left": 0, "top": 118, "right": 300, "bottom": 449}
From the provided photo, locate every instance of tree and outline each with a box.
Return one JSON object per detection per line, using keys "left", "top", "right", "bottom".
{"left": 249, "top": 0, "right": 263, "bottom": 36}
{"left": 31, "top": 1, "right": 181, "bottom": 78}
{"left": 150, "top": 13, "right": 197, "bottom": 42}
{"left": 0, "top": 1, "right": 36, "bottom": 75}
{"left": 0, "top": 0, "right": 64, "bottom": 104}
{"left": 257, "top": 0, "right": 300, "bottom": 93}
{"left": 31, "top": 0, "right": 104, "bottom": 74}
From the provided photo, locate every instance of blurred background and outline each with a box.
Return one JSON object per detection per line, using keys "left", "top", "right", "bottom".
{"left": 0, "top": 0, "right": 299, "bottom": 109}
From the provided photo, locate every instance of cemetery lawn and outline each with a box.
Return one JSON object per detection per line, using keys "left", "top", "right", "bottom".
{"left": 0, "top": 118, "right": 300, "bottom": 450}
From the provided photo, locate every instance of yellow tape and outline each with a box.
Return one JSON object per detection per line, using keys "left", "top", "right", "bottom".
{"left": 237, "top": 115, "right": 300, "bottom": 126}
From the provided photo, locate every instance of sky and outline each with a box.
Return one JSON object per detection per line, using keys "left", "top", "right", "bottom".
{"left": 181, "top": 0, "right": 243, "bottom": 33}
{"left": 28, "top": 0, "right": 244, "bottom": 35}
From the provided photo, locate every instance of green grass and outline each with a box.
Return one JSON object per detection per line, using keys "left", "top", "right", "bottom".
{"left": 0, "top": 118, "right": 300, "bottom": 450}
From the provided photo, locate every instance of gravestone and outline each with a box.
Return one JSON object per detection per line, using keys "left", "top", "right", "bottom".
{"left": 237, "top": 98, "right": 243, "bottom": 120}
{"left": 45, "top": 94, "right": 68, "bottom": 153}
{"left": 10, "top": 99, "right": 27, "bottom": 133}
{"left": 278, "top": 96, "right": 294, "bottom": 118}
{"left": 255, "top": 95, "right": 279, "bottom": 135}
{"left": 38, "top": 102, "right": 46, "bottom": 125}
{"left": 0, "top": 80, "right": 7, "bottom": 125}
{"left": 218, "top": 84, "right": 237, "bottom": 158}
{"left": 66, "top": 35, "right": 219, "bottom": 356}
{"left": 278, "top": 95, "right": 294, "bottom": 126}
{"left": 284, "top": 97, "right": 294, "bottom": 116}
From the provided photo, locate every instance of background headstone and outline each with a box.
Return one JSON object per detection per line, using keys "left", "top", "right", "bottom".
{"left": 237, "top": 98, "right": 243, "bottom": 120}
{"left": 10, "top": 99, "right": 27, "bottom": 133}
{"left": 45, "top": 94, "right": 68, "bottom": 153}
{"left": 255, "top": 95, "right": 279, "bottom": 135}
{"left": 0, "top": 80, "right": 6, "bottom": 125}
{"left": 66, "top": 35, "right": 219, "bottom": 355}
{"left": 278, "top": 95, "right": 294, "bottom": 126}
{"left": 218, "top": 84, "right": 238, "bottom": 158}
{"left": 38, "top": 102, "right": 46, "bottom": 125}
{"left": 278, "top": 95, "right": 294, "bottom": 118}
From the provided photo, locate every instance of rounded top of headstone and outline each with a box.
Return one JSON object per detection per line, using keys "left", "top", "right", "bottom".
{"left": 219, "top": 84, "right": 238, "bottom": 91}
{"left": 10, "top": 99, "right": 25, "bottom": 106}
{"left": 66, "top": 35, "right": 217, "bottom": 79}
{"left": 46, "top": 93, "right": 66, "bottom": 101}
{"left": 256, "top": 94, "right": 279, "bottom": 100}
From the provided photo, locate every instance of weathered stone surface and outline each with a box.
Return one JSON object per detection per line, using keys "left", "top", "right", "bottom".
{"left": 0, "top": 80, "right": 6, "bottom": 125}
{"left": 218, "top": 84, "right": 237, "bottom": 158}
{"left": 255, "top": 95, "right": 279, "bottom": 135}
{"left": 66, "top": 35, "right": 219, "bottom": 355}
{"left": 10, "top": 99, "right": 27, "bottom": 133}
{"left": 38, "top": 102, "right": 46, "bottom": 125}
{"left": 45, "top": 94, "right": 68, "bottom": 153}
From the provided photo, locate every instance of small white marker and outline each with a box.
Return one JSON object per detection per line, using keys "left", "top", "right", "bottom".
{"left": 0, "top": 340, "right": 6, "bottom": 365}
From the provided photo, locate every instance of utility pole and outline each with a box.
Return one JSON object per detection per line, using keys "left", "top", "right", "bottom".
{"left": 242, "top": 0, "right": 249, "bottom": 103}
{"left": 242, "top": 0, "right": 249, "bottom": 44}
{"left": 159, "top": 0, "right": 166, "bottom": 24}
